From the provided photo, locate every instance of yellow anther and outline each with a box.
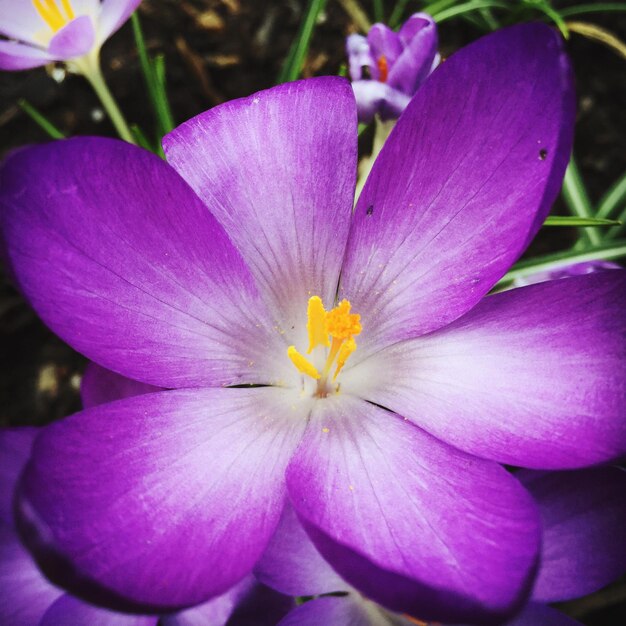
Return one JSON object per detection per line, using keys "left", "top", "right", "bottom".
{"left": 333, "top": 336, "right": 356, "bottom": 380}
{"left": 326, "top": 299, "right": 362, "bottom": 340}
{"left": 33, "top": 0, "right": 75, "bottom": 33}
{"left": 287, "top": 346, "right": 320, "bottom": 380}
{"left": 288, "top": 296, "right": 362, "bottom": 392}
{"left": 307, "top": 295, "right": 329, "bottom": 353}
{"left": 377, "top": 55, "right": 389, "bottom": 83}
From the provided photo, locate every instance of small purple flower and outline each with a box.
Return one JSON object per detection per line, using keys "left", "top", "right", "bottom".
{"left": 0, "top": 0, "right": 141, "bottom": 70}
{"left": 347, "top": 13, "right": 438, "bottom": 122}
{"left": 1, "top": 23, "right": 625, "bottom": 625}
{"left": 255, "top": 467, "right": 626, "bottom": 625}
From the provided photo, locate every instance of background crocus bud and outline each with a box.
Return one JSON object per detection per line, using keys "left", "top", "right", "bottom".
{"left": 346, "top": 12, "right": 439, "bottom": 123}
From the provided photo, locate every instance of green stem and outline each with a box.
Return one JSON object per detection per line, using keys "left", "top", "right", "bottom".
{"left": 354, "top": 117, "right": 395, "bottom": 205}
{"left": 71, "top": 51, "right": 136, "bottom": 144}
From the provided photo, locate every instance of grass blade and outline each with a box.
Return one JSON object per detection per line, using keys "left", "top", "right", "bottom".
{"left": 18, "top": 99, "right": 65, "bottom": 139}
{"left": 561, "top": 156, "right": 602, "bottom": 246}
{"left": 559, "top": 3, "right": 626, "bottom": 19}
{"left": 278, "top": 0, "right": 328, "bottom": 83}
{"left": 132, "top": 13, "right": 175, "bottom": 141}
{"left": 597, "top": 171, "right": 626, "bottom": 221}
{"left": 544, "top": 216, "right": 621, "bottom": 227}
{"left": 432, "top": 1, "right": 508, "bottom": 23}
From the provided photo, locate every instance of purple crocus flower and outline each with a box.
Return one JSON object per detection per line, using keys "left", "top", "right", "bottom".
{"left": 1, "top": 23, "right": 625, "bottom": 624}
{"left": 0, "top": 0, "right": 141, "bottom": 70}
{"left": 347, "top": 13, "right": 438, "bottom": 122}
{"left": 255, "top": 467, "right": 626, "bottom": 625}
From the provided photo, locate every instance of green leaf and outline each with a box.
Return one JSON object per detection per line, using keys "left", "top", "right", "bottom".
{"left": 431, "top": 1, "right": 508, "bottom": 23}
{"left": 278, "top": 0, "right": 328, "bottom": 83}
{"left": 596, "top": 171, "right": 626, "bottom": 219}
{"left": 130, "top": 124, "right": 157, "bottom": 152}
{"left": 559, "top": 3, "right": 626, "bottom": 19}
{"left": 544, "top": 216, "right": 621, "bottom": 227}
{"left": 372, "top": 0, "right": 384, "bottom": 23}
{"left": 132, "top": 13, "right": 175, "bottom": 142}
{"left": 497, "top": 239, "right": 626, "bottom": 286}
{"left": 389, "top": 0, "right": 412, "bottom": 28}
{"left": 561, "top": 156, "right": 602, "bottom": 246}
{"left": 18, "top": 99, "right": 65, "bottom": 139}
{"left": 522, "top": 0, "right": 569, "bottom": 38}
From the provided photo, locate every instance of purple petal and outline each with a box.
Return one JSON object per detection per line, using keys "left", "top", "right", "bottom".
{"left": 0, "top": 526, "right": 64, "bottom": 626}
{"left": 0, "top": 427, "right": 37, "bottom": 524}
{"left": 163, "top": 78, "right": 356, "bottom": 338}
{"left": 0, "top": 0, "right": 45, "bottom": 44}
{"left": 347, "top": 34, "right": 374, "bottom": 81}
{"left": 286, "top": 395, "right": 540, "bottom": 624}
{"left": 351, "top": 80, "right": 411, "bottom": 125}
{"left": 357, "top": 272, "right": 626, "bottom": 469}
{"left": 1, "top": 137, "right": 289, "bottom": 389}
{"left": 518, "top": 467, "right": 626, "bottom": 602}
{"left": 502, "top": 603, "right": 582, "bottom": 626}
{"left": 255, "top": 503, "right": 345, "bottom": 597}
{"left": 367, "top": 24, "right": 403, "bottom": 68}
{"left": 48, "top": 15, "right": 95, "bottom": 58}
{"left": 387, "top": 14, "right": 437, "bottom": 95}
{"left": 40, "top": 594, "right": 158, "bottom": 626}
{"left": 512, "top": 259, "right": 621, "bottom": 287}
{"left": 0, "top": 39, "right": 54, "bottom": 70}
{"left": 162, "top": 576, "right": 292, "bottom": 626}
{"left": 17, "top": 388, "right": 306, "bottom": 610}
{"left": 278, "top": 595, "right": 416, "bottom": 626}
{"left": 81, "top": 362, "right": 162, "bottom": 409}
{"left": 0, "top": 428, "right": 64, "bottom": 625}
{"left": 97, "top": 0, "right": 142, "bottom": 41}
{"left": 340, "top": 23, "right": 575, "bottom": 355}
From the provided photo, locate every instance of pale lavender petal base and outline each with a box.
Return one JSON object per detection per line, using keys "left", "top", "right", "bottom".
{"left": 287, "top": 395, "right": 539, "bottom": 624}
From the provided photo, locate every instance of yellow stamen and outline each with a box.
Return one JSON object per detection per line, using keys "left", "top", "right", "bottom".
{"left": 326, "top": 299, "right": 361, "bottom": 340}
{"left": 333, "top": 336, "right": 356, "bottom": 380}
{"left": 32, "top": 0, "right": 75, "bottom": 33}
{"left": 307, "top": 295, "right": 329, "bottom": 353}
{"left": 60, "top": 0, "right": 75, "bottom": 19}
{"left": 287, "top": 346, "right": 320, "bottom": 380}
{"left": 288, "top": 296, "right": 362, "bottom": 392}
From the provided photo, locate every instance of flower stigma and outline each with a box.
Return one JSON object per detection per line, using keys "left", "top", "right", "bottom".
{"left": 32, "top": 0, "right": 75, "bottom": 33}
{"left": 377, "top": 55, "right": 389, "bottom": 82}
{"left": 287, "top": 296, "right": 362, "bottom": 397}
